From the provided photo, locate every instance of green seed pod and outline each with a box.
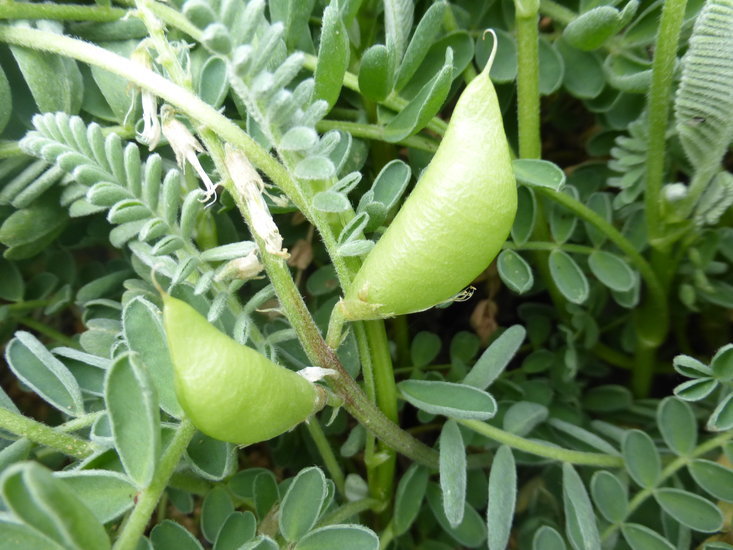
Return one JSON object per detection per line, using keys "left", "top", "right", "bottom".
{"left": 341, "top": 37, "right": 517, "bottom": 320}
{"left": 162, "top": 293, "right": 323, "bottom": 445}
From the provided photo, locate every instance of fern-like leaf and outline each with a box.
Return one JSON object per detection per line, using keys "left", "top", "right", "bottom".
{"left": 674, "top": 0, "right": 733, "bottom": 171}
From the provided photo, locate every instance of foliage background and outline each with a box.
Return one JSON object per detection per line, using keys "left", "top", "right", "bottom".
{"left": 0, "top": 0, "right": 732, "bottom": 549}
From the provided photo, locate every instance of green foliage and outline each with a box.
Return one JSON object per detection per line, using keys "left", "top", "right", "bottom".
{"left": 0, "top": 0, "right": 732, "bottom": 548}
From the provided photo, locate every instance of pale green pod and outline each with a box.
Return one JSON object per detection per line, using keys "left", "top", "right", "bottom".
{"left": 341, "top": 53, "right": 517, "bottom": 320}
{"left": 162, "top": 293, "right": 321, "bottom": 445}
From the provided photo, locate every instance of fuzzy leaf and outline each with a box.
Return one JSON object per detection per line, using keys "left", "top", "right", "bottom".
{"left": 463, "top": 325, "right": 526, "bottom": 389}
{"left": 497, "top": 250, "right": 534, "bottom": 294}
{"left": 105, "top": 353, "right": 160, "bottom": 488}
{"left": 280, "top": 467, "right": 327, "bottom": 542}
{"left": 549, "top": 249, "right": 589, "bottom": 304}
{"left": 5, "top": 331, "right": 84, "bottom": 416}
{"left": 383, "top": 48, "right": 453, "bottom": 142}
{"left": 674, "top": 0, "right": 733, "bottom": 171}
{"left": 590, "top": 471, "right": 628, "bottom": 523}
{"left": 398, "top": 380, "right": 497, "bottom": 420}
{"left": 657, "top": 397, "right": 697, "bottom": 456}
{"left": 654, "top": 488, "right": 723, "bottom": 533}
{"left": 1, "top": 462, "right": 110, "bottom": 550}
{"left": 294, "top": 525, "right": 378, "bottom": 550}
{"left": 563, "top": 463, "right": 600, "bottom": 550}
{"left": 394, "top": 465, "right": 429, "bottom": 535}
{"left": 439, "top": 420, "right": 466, "bottom": 527}
{"left": 622, "top": 430, "right": 660, "bottom": 488}
{"left": 313, "top": 1, "right": 349, "bottom": 110}
{"left": 487, "top": 446, "right": 516, "bottom": 550}
{"left": 201, "top": 487, "right": 234, "bottom": 544}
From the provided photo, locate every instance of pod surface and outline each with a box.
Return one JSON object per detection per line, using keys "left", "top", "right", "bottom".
{"left": 162, "top": 293, "right": 318, "bottom": 445}
{"left": 343, "top": 64, "right": 517, "bottom": 319}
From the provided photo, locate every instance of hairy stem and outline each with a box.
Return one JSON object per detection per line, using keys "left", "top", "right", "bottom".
{"left": 363, "top": 321, "right": 398, "bottom": 504}
{"left": 0, "top": 3, "right": 125, "bottom": 21}
{"left": 112, "top": 419, "right": 197, "bottom": 550}
{"left": 515, "top": 12, "right": 542, "bottom": 159}
{"left": 645, "top": 0, "right": 689, "bottom": 245}
{"left": 0, "top": 407, "right": 97, "bottom": 460}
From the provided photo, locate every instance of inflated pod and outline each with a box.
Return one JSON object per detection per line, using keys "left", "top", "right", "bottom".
{"left": 341, "top": 42, "right": 517, "bottom": 320}
{"left": 162, "top": 293, "right": 323, "bottom": 445}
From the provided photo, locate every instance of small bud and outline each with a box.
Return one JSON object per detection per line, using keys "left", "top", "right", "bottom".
{"left": 225, "top": 145, "right": 289, "bottom": 259}
{"left": 161, "top": 105, "right": 219, "bottom": 206}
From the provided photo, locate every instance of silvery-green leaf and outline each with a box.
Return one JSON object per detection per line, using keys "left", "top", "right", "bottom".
{"left": 5, "top": 331, "right": 84, "bottom": 417}
{"left": 279, "top": 467, "right": 327, "bottom": 542}
{"left": 487, "top": 446, "right": 516, "bottom": 550}
{"left": 439, "top": 420, "right": 466, "bottom": 527}
{"left": 398, "top": 380, "right": 497, "bottom": 420}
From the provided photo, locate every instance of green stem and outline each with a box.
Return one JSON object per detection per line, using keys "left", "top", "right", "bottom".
{"left": 0, "top": 140, "right": 24, "bottom": 158}
{"left": 363, "top": 321, "right": 398, "bottom": 504}
{"left": 0, "top": 407, "right": 97, "bottom": 459}
{"left": 539, "top": 0, "right": 577, "bottom": 26}
{"left": 601, "top": 430, "right": 733, "bottom": 542}
{"left": 515, "top": 12, "right": 542, "bottom": 159}
{"left": 316, "top": 120, "right": 438, "bottom": 153}
{"left": 58, "top": 411, "right": 105, "bottom": 433}
{"left": 459, "top": 419, "right": 624, "bottom": 467}
{"left": 631, "top": 342, "right": 656, "bottom": 397}
{"left": 18, "top": 317, "right": 79, "bottom": 348}
{"left": 112, "top": 419, "right": 197, "bottom": 550}
{"left": 304, "top": 420, "right": 346, "bottom": 497}
{"left": 319, "top": 497, "right": 383, "bottom": 526}
{"left": 644, "top": 0, "right": 688, "bottom": 245}
{"left": 136, "top": 0, "right": 190, "bottom": 89}
{"left": 6, "top": 299, "right": 54, "bottom": 312}
{"left": 0, "top": 3, "right": 125, "bottom": 21}
{"left": 591, "top": 342, "right": 635, "bottom": 370}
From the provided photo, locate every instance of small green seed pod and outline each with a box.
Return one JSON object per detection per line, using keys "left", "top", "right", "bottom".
{"left": 162, "top": 293, "right": 322, "bottom": 445}
{"left": 341, "top": 36, "right": 517, "bottom": 320}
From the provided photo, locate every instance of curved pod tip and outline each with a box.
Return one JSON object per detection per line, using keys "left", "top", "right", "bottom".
{"left": 161, "top": 293, "right": 323, "bottom": 446}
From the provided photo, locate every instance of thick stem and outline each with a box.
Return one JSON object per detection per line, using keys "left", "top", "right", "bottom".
{"left": 363, "top": 321, "right": 398, "bottom": 504}
{"left": 112, "top": 419, "right": 197, "bottom": 550}
{"left": 515, "top": 13, "right": 542, "bottom": 159}
{"left": 0, "top": 408, "right": 97, "bottom": 460}
{"left": 644, "top": 0, "right": 688, "bottom": 245}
